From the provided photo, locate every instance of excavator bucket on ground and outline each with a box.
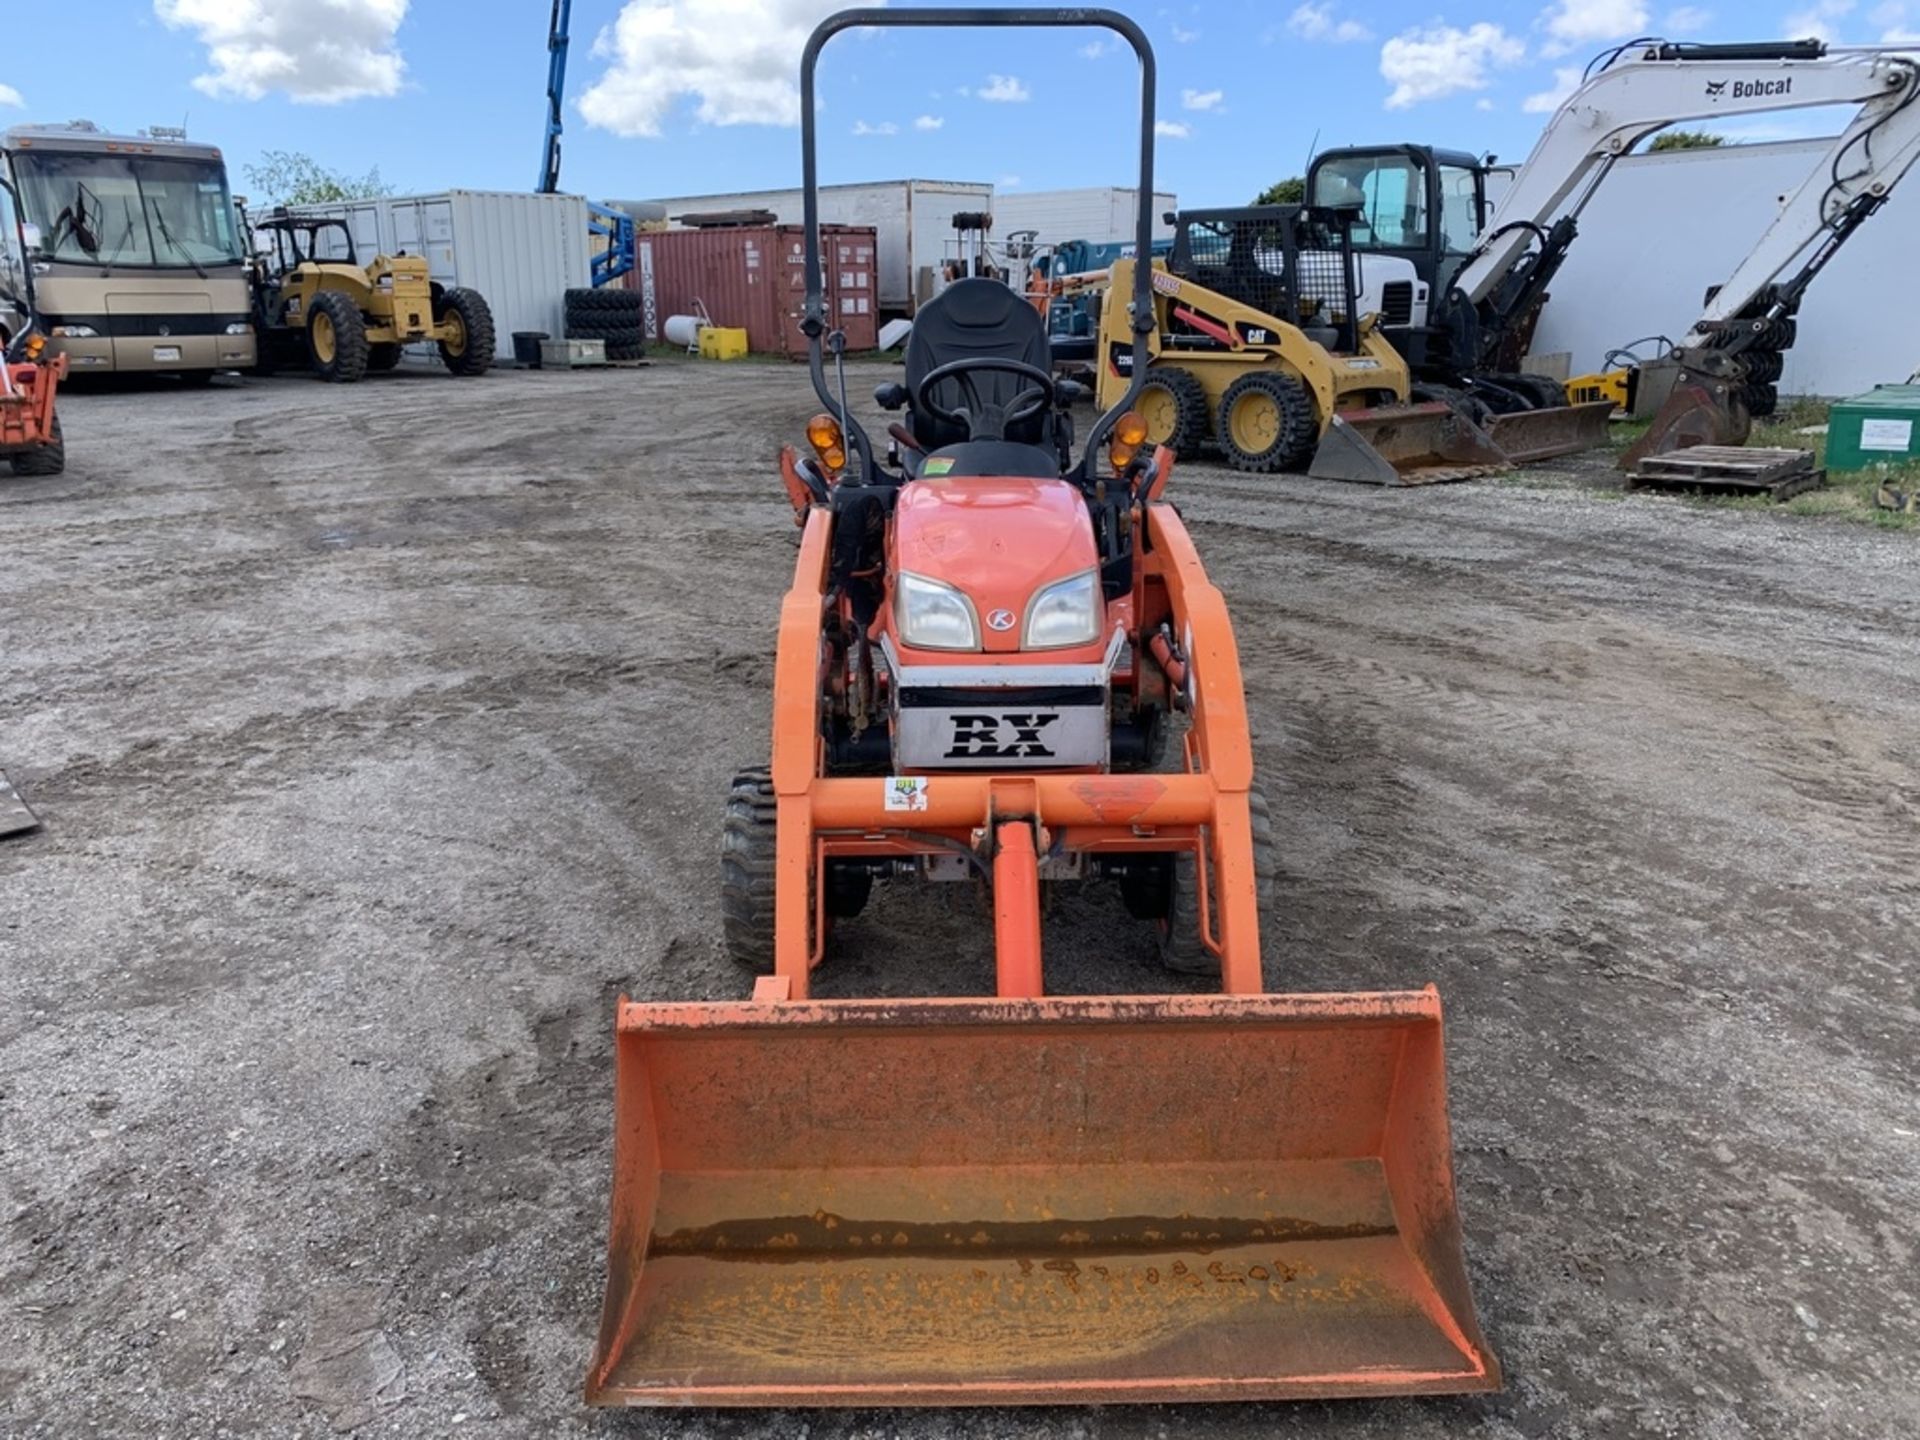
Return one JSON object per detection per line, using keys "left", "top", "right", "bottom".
{"left": 1621, "top": 376, "right": 1753, "bottom": 469}
{"left": 1308, "top": 403, "right": 1511, "bottom": 486}
{"left": 589, "top": 989, "right": 1499, "bottom": 1407}
{"left": 1485, "top": 399, "right": 1615, "bottom": 464}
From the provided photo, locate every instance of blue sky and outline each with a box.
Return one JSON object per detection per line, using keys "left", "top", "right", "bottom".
{"left": 3, "top": 1, "right": 1900, "bottom": 208}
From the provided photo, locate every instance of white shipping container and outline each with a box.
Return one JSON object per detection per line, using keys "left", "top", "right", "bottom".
{"left": 1528, "top": 139, "right": 1920, "bottom": 398}
{"left": 285, "top": 190, "right": 592, "bottom": 361}
{"left": 645, "top": 179, "right": 993, "bottom": 314}
{"left": 988, "top": 188, "right": 1178, "bottom": 247}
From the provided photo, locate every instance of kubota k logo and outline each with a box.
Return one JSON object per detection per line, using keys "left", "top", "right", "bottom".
{"left": 986, "top": 608, "right": 1016, "bottom": 632}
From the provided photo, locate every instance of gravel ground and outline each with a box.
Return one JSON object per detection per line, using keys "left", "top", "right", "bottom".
{"left": 2, "top": 363, "right": 1916, "bottom": 1440}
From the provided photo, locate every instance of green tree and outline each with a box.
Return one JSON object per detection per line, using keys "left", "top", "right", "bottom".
{"left": 243, "top": 150, "right": 395, "bottom": 206}
{"left": 1254, "top": 176, "right": 1306, "bottom": 205}
{"left": 1648, "top": 130, "right": 1725, "bottom": 152}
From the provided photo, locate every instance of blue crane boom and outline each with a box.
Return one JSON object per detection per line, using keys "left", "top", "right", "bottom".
{"left": 539, "top": 0, "right": 634, "bottom": 286}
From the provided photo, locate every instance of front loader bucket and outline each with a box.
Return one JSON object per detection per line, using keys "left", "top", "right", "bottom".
{"left": 1309, "top": 404, "right": 1511, "bottom": 487}
{"left": 1484, "top": 400, "right": 1614, "bottom": 463}
{"left": 588, "top": 990, "right": 1499, "bottom": 1407}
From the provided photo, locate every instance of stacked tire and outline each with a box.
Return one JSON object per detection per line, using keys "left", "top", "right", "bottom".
{"left": 564, "top": 287, "right": 646, "bottom": 362}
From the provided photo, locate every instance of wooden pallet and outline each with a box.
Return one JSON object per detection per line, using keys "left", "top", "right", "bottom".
{"left": 1628, "top": 445, "right": 1824, "bottom": 501}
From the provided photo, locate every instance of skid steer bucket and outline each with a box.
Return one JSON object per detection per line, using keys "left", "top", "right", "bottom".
{"left": 1308, "top": 404, "right": 1511, "bottom": 486}
{"left": 588, "top": 989, "right": 1499, "bottom": 1407}
{"left": 1484, "top": 400, "right": 1614, "bottom": 464}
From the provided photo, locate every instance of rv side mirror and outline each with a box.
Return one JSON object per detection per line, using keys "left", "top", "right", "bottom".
{"left": 1162, "top": 211, "right": 1176, "bottom": 226}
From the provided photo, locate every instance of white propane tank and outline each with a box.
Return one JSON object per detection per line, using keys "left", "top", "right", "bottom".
{"left": 663, "top": 315, "right": 705, "bottom": 349}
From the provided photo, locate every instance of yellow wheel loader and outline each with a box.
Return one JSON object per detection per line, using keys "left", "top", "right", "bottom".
{"left": 1095, "top": 207, "right": 1509, "bottom": 484}
{"left": 248, "top": 210, "right": 494, "bottom": 383}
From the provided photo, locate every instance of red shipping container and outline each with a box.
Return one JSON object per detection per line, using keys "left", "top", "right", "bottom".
{"left": 630, "top": 224, "right": 880, "bottom": 358}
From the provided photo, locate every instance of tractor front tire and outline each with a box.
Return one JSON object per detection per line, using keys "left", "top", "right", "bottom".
{"left": 306, "top": 292, "right": 370, "bottom": 383}
{"left": 9, "top": 415, "right": 64, "bottom": 477}
{"left": 721, "top": 767, "right": 779, "bottom": 970}
{"left": 437, "top": 288, "right": 495, "bottom": 377}
{"left": 1136, "top": 366, "right": 1211, "bottom": 460}
{"left": 1218, "top": 371, "right": 1318, "bottom": 474}
{"left": 1158, "top": 784, "right": 1277, "bottom": 976}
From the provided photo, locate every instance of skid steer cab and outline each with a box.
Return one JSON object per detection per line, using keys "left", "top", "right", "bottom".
{"left": 589, "top": 5, "right": 1498, "bottom": 1412}
{"left": 246, "top": 209, "right": 494, "bottom": 383}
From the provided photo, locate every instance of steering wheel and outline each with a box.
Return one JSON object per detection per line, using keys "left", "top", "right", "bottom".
{"left": 912, "top": 357, "right": 1057, "bottom": 442}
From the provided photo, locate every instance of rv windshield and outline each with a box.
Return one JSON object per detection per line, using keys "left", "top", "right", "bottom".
{"left": 10, "top": 150, "right": 243, "bottom": 268}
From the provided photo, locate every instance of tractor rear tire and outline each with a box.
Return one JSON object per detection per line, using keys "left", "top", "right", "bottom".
{"left": 1136, "top": 366, "right": 1211, "bottom": 460}
{"left": 307, "top": 292, "right": 369, "bottom": 383}
{"left": 367, "top": 343, "right": 403, "bottom": 373}
{"left": 437, "top": 288, "right": 495, "bottom": 377}
{"left": 8, "top": 415, "right": 64, "bottom": 476}
{"left": 1158, "top": 784, "right": 1277, "bottom": 976}
{"left": 721, "top": 766, "right": 780, "bottom": 970}
{"left": 1217, "top": 371, "right": 1317, "bottom": 473}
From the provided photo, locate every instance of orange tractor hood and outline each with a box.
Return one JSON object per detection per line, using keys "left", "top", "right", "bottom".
{"left": 892, "top": 476, "right": 1100, "bottom": 651}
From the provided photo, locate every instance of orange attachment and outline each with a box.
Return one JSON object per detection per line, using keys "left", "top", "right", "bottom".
{"left": 990, "top": 822, "right": 1042, "bottom": 998}
{"left": 0, "top": 353, "right": 65, "bottom": 453}
{"left": 588, "top": 989, "right": 1499, "bottom": 1407}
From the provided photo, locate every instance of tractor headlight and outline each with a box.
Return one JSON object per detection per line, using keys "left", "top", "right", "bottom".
{"left": 50, "top": 324, "right": 99, "bottom": 339}
{"left": 1023, "top": 570, "right": 1101, "bottom": 650}
{"left": 896, "top": 572, "right": 980, "bottom": 651}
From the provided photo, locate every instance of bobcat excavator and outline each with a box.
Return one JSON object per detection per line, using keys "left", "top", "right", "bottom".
{"left": 1307, "top": 39, "right": 1920, "bottom": 461}
{"left": 1094, "top": 204, "right": 1512, "bottom": 484}
{"left": 587, "top": 6, "right": 1498, "bottom": 1408}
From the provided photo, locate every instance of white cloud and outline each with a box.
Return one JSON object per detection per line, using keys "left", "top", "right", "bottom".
{"left": 1523, "top": 64, "right": 1585, "bottom": 112}
{"left": 1155, "top": 119, "right": 1192, "bottom": 138}
{"left": 1171, "top": 23, "right": 1199, "bottom": 42}
{"left": 1181, "top": 87, "right": 1224, "bottom": 111}
{"left": 1666, "top": 5, "right": 1714, "bottom": 30}
{"left": 1289, "top": 3, "right": 1373, "bottom": 42}
{"left": 154, "top": 0, "right": 407, "bottom": 104}
{"left": 999, "top": 174, "right": 1023, "bottom": 189}
{"left": 977, "top": 73, "right": 1030, "bottom": 102}
{"left": 579, "top": 0, "right": 863, "bottom": 137}
{"left": 851, "top": 119, "right": 897, "bottom": 136}
{"left": 0, "top": 83, "right": 22, "bottom": 109}
{"left": 1783, "top": 0, "right": 1853, "bottom": 39}
{"left": 1539, "top": 0, "right": 1649, "bottom": 56}
{"left": 1476, "top": 97, "right": 1497, "bottom": 110}
{"left": 1078, "top": 38, "right": 1111, "bottom": 58}
{"left": 913, "top": 113, "right": 943, "bottom": 130}
{"left": 1380, "top": 23, "right": 1526, "bottom": 108}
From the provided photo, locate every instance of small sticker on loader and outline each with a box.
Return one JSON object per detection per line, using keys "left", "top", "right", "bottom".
{"left": 921, "top": 458, "right": 955, "bottom": 476}
{"left": 885, "top": 777, "right": 930, "bottom": 812}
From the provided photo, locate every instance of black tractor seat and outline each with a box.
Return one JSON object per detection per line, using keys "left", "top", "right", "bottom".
{"left": 904, "top": 278, "right": 1059, "bottom": 458}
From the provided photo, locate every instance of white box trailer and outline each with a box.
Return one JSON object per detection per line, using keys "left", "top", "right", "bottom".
{"left": 284, "top": 190, "right": 592, "bottom": 361}
{"left": 645, "top": 179, "right": 993, "bottom": 315}
{"left": 988, "top": 187, "right": 1178, "bottom": 247}
{"left": 1528, "top": 138, "right": 1920, "bottom": 399}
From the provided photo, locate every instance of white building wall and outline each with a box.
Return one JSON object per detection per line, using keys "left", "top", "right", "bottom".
{"left": 1529, "top": 139, "right": 1920, "bottom": 397}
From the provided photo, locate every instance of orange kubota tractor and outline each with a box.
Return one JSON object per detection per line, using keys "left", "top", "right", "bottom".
{"left": 1, "top": 178, "right": 67, "bottom": 477}
{"left": 588, "top": 6, "right": 1499, "bottom": 1409}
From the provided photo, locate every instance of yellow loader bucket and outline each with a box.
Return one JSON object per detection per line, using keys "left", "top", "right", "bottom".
{"left": 588, "top": 989, "right": 1499, "bottom": 1407}
{"left": 1308, "top": 403, "right": 1511, "bottom": 486}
